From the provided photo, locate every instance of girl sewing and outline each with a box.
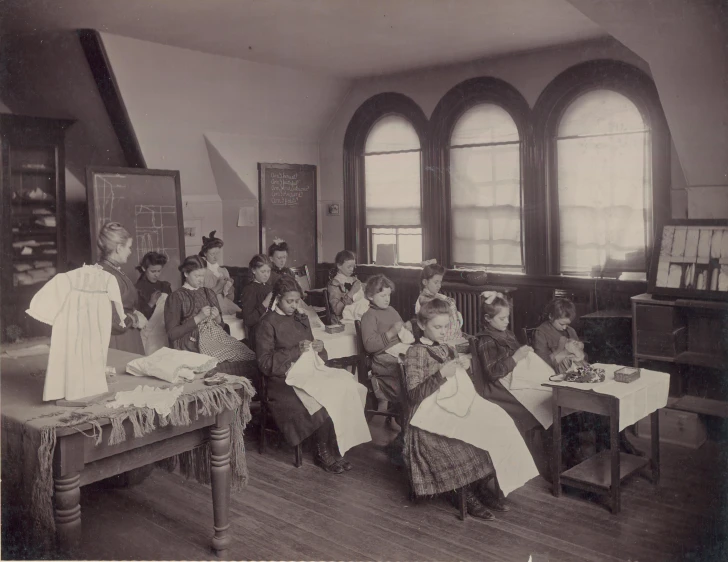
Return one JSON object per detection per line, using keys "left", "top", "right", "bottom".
{"left": 415, "top": 263, "right": 464, "bottom": 343}
{"left": 165, "top": 255, "right": 258, "bottom": 385}
{"left": 327, "top": 250, "right": 363, "bottom": 323}
{"left": 199, "top": 231, "right": 241, "bottom": 315}
{"left": 268, "top": 238, "right": 294, "bottom": 287}
{"left": 404, "top": 299, "right": 538, "bottom": 519}
{"left": 135, "top": 251, "right": 172, "bottom": 320}
{"left": 97, "top": 222, "right": 146, "bottom": 355}
{"left": 256, "top": 276, "right": 364, "bottom": 474}
{"left": 360, "top": 275, "right": 411, "bottom": 413}
{"left": 238, "top": 254, "right": 273, "bottom": 352}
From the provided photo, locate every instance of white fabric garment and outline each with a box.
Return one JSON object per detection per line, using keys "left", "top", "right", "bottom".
{"left": 334, "top": 273, "right": 365, "bottom": 303}
{"left": 106, "top": 384, "right": 184, "bottom": 417}
{"left": 140, "top": 293, "right": 168, "bottom": 356}
{"left": 410, "top": 368, "right": 539, "bottom": 496}
{"left": 26, "top": 265, "right": 125, "bottom": 401}
{"left": 126, "top": 346, "right": 218, "bottom": 383}
{"left": 342, "top": 298, "right": 370, "bottom": 321}
{"left": 506, "top": 352, "right": 557, "bottom": 429}
{"left": 207, "top": 262, "right": 221, "bottom": 277}
{"left": 286, "top": 349, "right": 371, "bottom": 455}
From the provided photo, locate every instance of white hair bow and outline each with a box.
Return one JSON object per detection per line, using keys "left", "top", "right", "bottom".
{"left": 481, "top": 291, "right": 504, "bottom": 305}
{"left": 420, "top": 258, "right": 437, "bottom": 266}
{"left": 272, "top": 237, "right": 285, "bottom": 245}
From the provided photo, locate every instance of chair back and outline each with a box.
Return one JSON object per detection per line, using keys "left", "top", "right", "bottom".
{"left": 397, "top": 358, "right": 412, "bottom": 431}
{"left": 522, "top": 327, "right": 537, "bottom": 346}
{"left": 353, "top": 320, "right": 371, "bottom": 386}
{"left": 289, "top": 265, "right": 311, "bottom": 293}
{"left": 306, "top": 287, "right": 332, "bottom": 325}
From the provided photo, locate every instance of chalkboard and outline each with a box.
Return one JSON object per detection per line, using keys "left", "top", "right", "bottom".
{"left": 86, "top": 167, "right": 185, "bottom": 289}
{"left": 258, "top": 163, "right": 317, "bottom": 270}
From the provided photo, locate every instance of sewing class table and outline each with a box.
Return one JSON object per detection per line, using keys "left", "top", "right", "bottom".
{"left": 545, "top": 365, "right": 670, "bottom": 514}
{"left": 1, "top": 344, "right": 247, "bottom": 558}
{"left": 313, "top": 321, "right": 358, "bottom": 360}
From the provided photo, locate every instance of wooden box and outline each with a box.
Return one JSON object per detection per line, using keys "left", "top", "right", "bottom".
{"left": 636, "top": 408, "right": 707, "bottom": 449}
{"left": 325, "top": 324, "right": 345, "bottom": 334}
{"left": 635, "top": 327, "right": 686, "bottom": 357}
{"left": 614, "top": 366, "right": 640, "bottom": 383}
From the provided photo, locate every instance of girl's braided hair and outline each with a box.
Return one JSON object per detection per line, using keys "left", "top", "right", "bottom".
{"left": 267, "top": 274, "right": 304, "bottom": 312}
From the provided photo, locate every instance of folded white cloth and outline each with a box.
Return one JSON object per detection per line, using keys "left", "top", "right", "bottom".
{"left": 342, "top": 298, "right": 370, "bottom": 321}
{"left": 126, "top": 347, "right": 218, "bottom": 383}
{"left": 287, "top": 349, "right": 371, "bottom": 455}
{"left": 399, "top": 326, "right": 415, "bottom": 344}
{"left": 106, "top": 384, "right": 184, "bottom": 417}
{"left": 410, "top": 368, "right": 538, "bottom": 496}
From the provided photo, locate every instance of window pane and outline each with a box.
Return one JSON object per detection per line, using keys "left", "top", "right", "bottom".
{"left": 365, "top": 115, "right": 420, "bottom": 153}
{"left": 450, "top": 104, "right": 519, "bottom": 146}
{"left": 450, "top": 142, "right": 522, "bottom": 268}
{"left": 365, "top": 151, "right": 421, "bottom": 226}
{"left": 371, "top": 229, "right": 396, "bottom": 263}
{"left": 397, "top": 228, "right": 423, "bottom": 264}
{"left": 557, "top": 90, "right": 650, "bottom": 274}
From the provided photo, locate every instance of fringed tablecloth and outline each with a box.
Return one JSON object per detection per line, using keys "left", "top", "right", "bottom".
{"left": 1, "top": 346, "right": 254, "bottom": 554}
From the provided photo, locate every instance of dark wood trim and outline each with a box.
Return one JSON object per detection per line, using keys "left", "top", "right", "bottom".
{"left": 533, "top": 59, "right": 671, "bottom": 275}
{"left": 428, "top": 77, "right": 534, "bottom": 270}
{"left": 77, "top": 29, "right": 146, "bottom": 168}
{"left": 343, "top": 93, "right": 428, "bottom": 261}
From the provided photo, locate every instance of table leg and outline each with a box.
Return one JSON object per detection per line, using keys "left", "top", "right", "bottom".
{"left": 54, "top": 472, "right": 82, "bottom": 555}
{"left": 210, "top": 412, "right": 233, "bottom": 558}
{"left": 552, "top": 394, "right": 562, "bottom": 497}
{"left": 651, "top": 409, "right": 660, "bottom": 485}
{"left": 609, "top": 400, "right": 621, "bottom": 514}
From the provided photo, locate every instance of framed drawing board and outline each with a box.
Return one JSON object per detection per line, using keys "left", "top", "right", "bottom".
{"left": 648, "top": 219, "right": 728, "bottom": 300}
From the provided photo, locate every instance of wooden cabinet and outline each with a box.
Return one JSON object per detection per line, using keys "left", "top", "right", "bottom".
{"left": 1, "top": 114, "right": 73, "bottom": 341}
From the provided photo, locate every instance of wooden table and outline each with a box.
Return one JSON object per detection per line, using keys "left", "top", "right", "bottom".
{"left": 1, "top": 348, "right": 248, "bottom": 558}
{"left": 546, "top": 383, "right": 661, "bottom": 514}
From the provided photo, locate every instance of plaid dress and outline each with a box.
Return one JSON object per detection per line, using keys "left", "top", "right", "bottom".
{"left": 404, "top": 342, "right": 494, "bottom": 497}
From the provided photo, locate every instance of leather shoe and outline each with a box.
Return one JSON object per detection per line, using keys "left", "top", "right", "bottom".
{"left": 337, "top": 458, "right": 353, "bottom": 471}
{"left": 478, "top": 490, "right": 510, "bottom": 512}
{"left": 466, "top": 495, "right": 495, "bottom": 521}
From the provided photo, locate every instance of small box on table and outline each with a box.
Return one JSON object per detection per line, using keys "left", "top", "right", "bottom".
{"left": 614, "top": 366, "right": 640, "bottom": 383}
{"left": 325, "top": 324, "right": 345, "bottom": 334}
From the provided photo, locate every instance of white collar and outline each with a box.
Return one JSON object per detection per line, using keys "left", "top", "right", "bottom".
{"left": 334, "top": 272, "right": 356, "bottom": 284}
{"left": 421, "top": 336, "right": 435, "bottom": 346}
{"left": 274, "top": 306, "right": 287, "bottom": 316}
{"left": 207, "top": 262, "right": 221, "bottom": 274}
{"left": 183, "top": 283, "right": 199, "bottom": 291}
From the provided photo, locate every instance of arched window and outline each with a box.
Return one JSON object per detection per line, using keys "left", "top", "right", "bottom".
{"left": 535, "top": 60, "right": 671, "bottom": 277}
{"left": 556, "top": 90, "right": 650, "bottom": 275}
{"left": 364, "top": 115, "right": 422, "bottom": 264}
{"left": 449, "top": 104, "right": 522, "bottom": 269}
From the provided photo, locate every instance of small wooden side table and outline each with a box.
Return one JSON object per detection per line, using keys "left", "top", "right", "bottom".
{"left": 546, "top": 384, "right": 660, "bottom": 514}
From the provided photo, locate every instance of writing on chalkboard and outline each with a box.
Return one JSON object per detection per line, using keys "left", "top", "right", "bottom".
{"left": 269, "top": 171, "right": 311, "bottom": 206}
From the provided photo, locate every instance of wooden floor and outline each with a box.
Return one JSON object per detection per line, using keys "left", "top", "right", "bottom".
{"left": 12, "top": 420, "right": 728, "bottom": 561}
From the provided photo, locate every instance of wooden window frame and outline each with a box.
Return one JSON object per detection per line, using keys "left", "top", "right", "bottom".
{"left": 533, "top": 60, "right": 671, "bottom": 276}
{"left": 343, "top": 93, "right": 428, "bottom": 262}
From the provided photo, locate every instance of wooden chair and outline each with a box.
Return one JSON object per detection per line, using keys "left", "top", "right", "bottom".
{"left": 291, "top": 264, "right": 329, "bottom": 324}
{"left": 258, "top": 376, "right": 303, "bottom": 467}
{"left": 521, "top": 327, "right": 538, "bottom": 347}
{"left": 354, "top": 320, "right": 400, "bottom": 424}
{"left": 397, "top": 358, "right": 467, "bottom": 520}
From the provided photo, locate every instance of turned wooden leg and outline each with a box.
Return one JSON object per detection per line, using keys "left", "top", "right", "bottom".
{"left": 210, "top": 412, "right": 233, "bottom": 558}
{"left": 457, "top": 487, "right": 467, "bottom": 521}
{"left": 54, "top": 472, "right": 82, "bottom": 555}
{"left": 552, "top": 393, "right": 562, "bottom": 497}
{"left": 651, "top": 409, "right": 660, "bottom": 485}
{"left": 610, "top": 399, "right": 621, "bottom": 514}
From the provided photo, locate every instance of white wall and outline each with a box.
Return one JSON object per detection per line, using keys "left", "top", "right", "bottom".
{"left": 101, "top": 33, "right": 351, "bottom": 265}
{"left": 318, "top": 37, "right": 662, "bottom": 260}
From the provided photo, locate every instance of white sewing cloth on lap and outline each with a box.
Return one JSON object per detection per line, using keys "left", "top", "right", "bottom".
{"left": 505, "top": 352, "right": 557, "bottom": 429}
{"left": 410, "top": 368, "right": 539, "bottom": 496}
{"left": 342, "top": 298, "right": 370, "bottom": 321}
{"left": 287, "top": 349, "right": 371, "bottom": 455}
{"left": 126, "top": 347, "right": 218, "bottom": 383}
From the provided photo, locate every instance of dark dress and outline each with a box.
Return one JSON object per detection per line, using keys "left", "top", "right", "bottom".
{"left": 533, "top": 322, "right": 584, "bottom": 374}
{"left": 99, "top": 259, "right": 145, "bottom": 355}
{"left": 135, "top": 276, "right": 172, "bottom": 320}
{"left": 269, "top": 265, "right": 294, "bottom": 288}
{"left": 326, "top": 276, "right": 358, "bottom": 322}
{"left": 164, "top": 286, "right": 259, "bottom": 386}
{"left": 404, "top": 342, "right": 494, "bottom": 496}
{"left": 256, "top": 310, "right": 330, "bottom": 446}
{"left": 238, "top": 280, "right": 271, "bottom": 352}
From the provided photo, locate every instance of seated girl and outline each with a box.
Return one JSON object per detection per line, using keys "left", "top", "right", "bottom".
{"left": 534, "top": 297, "right": 637, "bottom": 455}
{"left": 135, "top": 251, "right": 172, "bottom": 320}
{"left": 268, "top": 238, "right": 294, "bottom": 287}
{"left": 360, "top": 274, "right": 411, "bottom": 412}
{"left": 327, "top": 250, "right": 363, "bottom": 323}
{"left": 256, "top": 276, "right": 361, "bottom": 474}
{"left": 415, "top": 263, "right": 464, "bottom": 343}
{"left": 199, "top": 231, "right": 241, "bottom": 315}
{"left": 404, "top": 299, "right": 538, "bottom": 519}
{"left": 238, "top": 254, "right": 273, "bottom": 352}
{"left": 165, "top": 256, "right": 258, "bottom": 387}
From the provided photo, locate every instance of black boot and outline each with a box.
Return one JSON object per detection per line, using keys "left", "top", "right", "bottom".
{"left": 329, "top": 429, "right": 353, "bottom": 471}
{"left": 476, "top": 477, "right": 510, "bottom": 512}
{"left": 452, "top": 486, "right": 494, "bottom": 520}
{"left": 314, "top": 421, "right": 344, "bottom": 474}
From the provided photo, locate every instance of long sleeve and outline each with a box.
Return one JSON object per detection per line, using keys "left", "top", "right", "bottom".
{"left": 164, "top": 292, "right": 198, "bottom": 342}
{"left": 476, "top": 336, "right": 516, "bottom": 382}
{"left": 533, "top": 326, "right": 556, "bottom": 368}
{"left": 361, "top": 308, "right": 401, "bottom": 354}
{"left": 203, "top": 269, "right": 227, "bottom": 295}
{"left": 327, "top": 279, "right": 353, "bottom": 319}
{"left": 404, "top": 345, "right": 446, "bottom": 405}
{"left": 256, "top": 318, "right": 301, "bottom": 378}
{"left": 241, "top": 284, "right": 270, "bottom": 329}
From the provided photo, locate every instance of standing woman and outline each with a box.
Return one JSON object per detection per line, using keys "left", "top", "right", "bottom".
{"left": 268, "top": 238, "right": 294, "bottom": 287}
{"left": 97, "top": 222, "right": 146, "bottom": 355}
{"left": 200, "top": 231, "right": 241, "bottom": 315}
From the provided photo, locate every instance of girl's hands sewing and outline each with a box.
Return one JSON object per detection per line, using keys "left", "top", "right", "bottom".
{"left": 457, "top": 355, "right": 471, "bottom": 371}
{"left": 149, "top": 290, "right": 162, "bottom": 307}
{"left": 349, "top": 279, "right": 362, "bottom": 296}
{"left": 386, "top": 320, "right": 404, "bottom": 340}
{"left": 440, "top": 360, "right": 459, "bottom": 378}
{"left": 311, "top": 339, "right": 324, "bottom": 353}
{"left": 299, "top": 340, "right": 312, "bottom": 353}
{"left": 513, "top": 345, "right": 533, "bottom": 363}
{"left": 195, "top": 306, "right": 213, "bottom": 324}
{"left": 209, "top": 307, "right": 220, "bottom": 320}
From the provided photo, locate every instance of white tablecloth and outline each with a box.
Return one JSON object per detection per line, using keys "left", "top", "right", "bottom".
{"left": 547, "top": 364, "right": 670, "bottom": 431}
{"left": 223, "top": 315, "right": 246, "bottom": 341}
{"left": 312, "top": 322, "right": 358, "bottom": 360}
